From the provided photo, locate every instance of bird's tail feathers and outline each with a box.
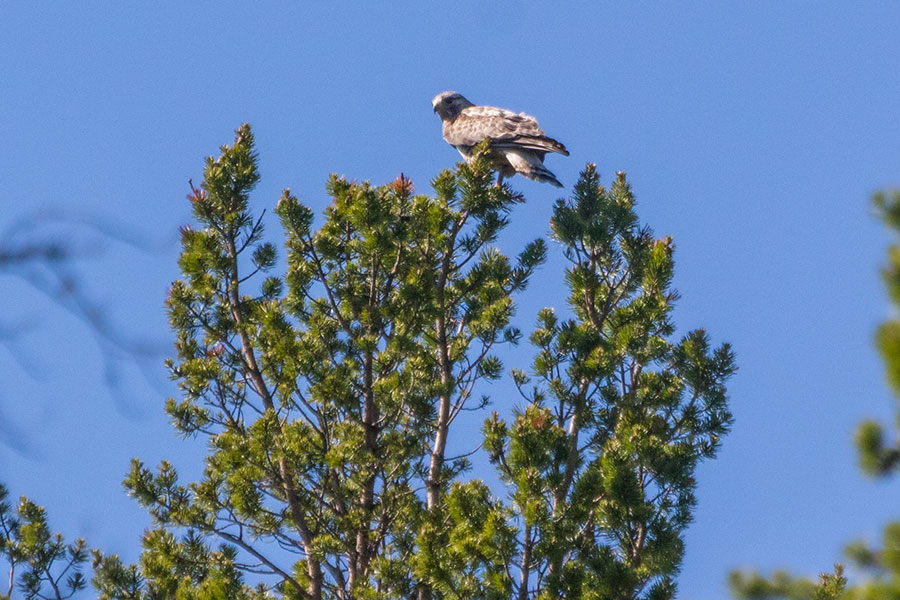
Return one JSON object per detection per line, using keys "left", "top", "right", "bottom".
{"left": 504, "top": 149, "right": 564, "bottom": 187}
{"left": 533, "top": 170, "right": 564, "bottom": 187}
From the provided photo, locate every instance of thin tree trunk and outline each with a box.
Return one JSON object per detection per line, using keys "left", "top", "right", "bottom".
{"left": 519, "top": 521, "right": 532, "bottom": 600}
{"left": 421, "top": 218, "right": 464, "bottom": 600}
{"left": 426, "top": 318, "right": 452, "bottom": 509}
{"left": 355, "top": 348, "right": 379, "bottom": 585}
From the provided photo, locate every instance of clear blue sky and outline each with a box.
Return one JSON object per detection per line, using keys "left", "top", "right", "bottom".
{"left": 3, "top": 3, "right": 900, "bottom": 598}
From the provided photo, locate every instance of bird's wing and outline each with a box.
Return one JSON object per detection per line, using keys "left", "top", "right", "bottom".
{"left": 444, "top": 106, "right": 569, "bottom": 156}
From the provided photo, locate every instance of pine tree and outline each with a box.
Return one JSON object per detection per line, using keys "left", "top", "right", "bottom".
{"left": 5, "top": 124, "right": 735, "bottom": 600}
{"left": 479, "top": 168, "right": 735, "bottom": 600}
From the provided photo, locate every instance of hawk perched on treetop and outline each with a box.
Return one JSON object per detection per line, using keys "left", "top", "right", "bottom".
{"left": 432, "top": 91, "right": 569, "bottom": 187}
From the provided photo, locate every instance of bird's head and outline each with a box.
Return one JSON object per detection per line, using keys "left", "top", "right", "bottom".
{"left": 431, "top": 91, "right": 473, "bottom": 121}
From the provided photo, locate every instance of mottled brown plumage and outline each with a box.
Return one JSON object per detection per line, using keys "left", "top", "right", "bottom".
{"left": 432, "top": 91, "right": 569, "bottom": 187}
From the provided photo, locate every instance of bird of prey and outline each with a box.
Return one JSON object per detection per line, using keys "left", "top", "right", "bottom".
{"left": 432, "top": 91, "right": 569, "bottom": 187}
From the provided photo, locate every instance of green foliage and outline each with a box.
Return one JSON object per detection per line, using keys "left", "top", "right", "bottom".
{"left": 0, "top": 484, "right": 88, "bottom": 600}
{"left": 483, "top": 167, "right": 735, "bottom": 600}
{"left": 91, "top": 529, "right": 269, "bottom": 600}
{"left": 415, "top": 481, "right": 516, "bottom": 600}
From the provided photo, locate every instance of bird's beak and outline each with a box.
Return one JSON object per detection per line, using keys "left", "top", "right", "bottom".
{"left": 433, "top": 106, "right": 438, "bottom": 114}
